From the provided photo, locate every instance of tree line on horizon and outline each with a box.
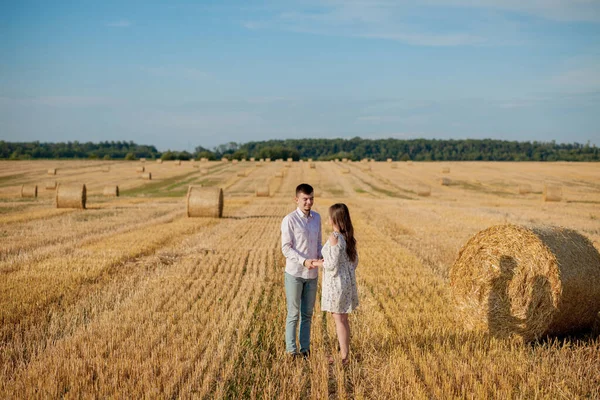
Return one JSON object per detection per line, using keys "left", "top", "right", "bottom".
{"left": 1, "top": 138, "right": 598, "bottom": 162}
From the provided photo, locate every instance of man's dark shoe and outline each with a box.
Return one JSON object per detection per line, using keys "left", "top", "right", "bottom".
{"left": 300, "top": 350, "right": 310, "bottom": 360}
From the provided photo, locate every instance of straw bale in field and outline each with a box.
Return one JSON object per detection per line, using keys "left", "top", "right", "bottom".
{"left": 309, "top": 162, "right": 316, "bottom": 169}
{"left": 186, "top": 186, "right": 223, "bottom": 218}
{"left": 45, "top": 181, "right": 57, "bottom": 190}
{"left": 256, "top": 187, "right": 270, "bottom": 197}
{"left": 237, "top": 170, "right": 246, "bottom": 177}
{"left": 242, "top": 158, "right": 246, "bottom": 162}
{"left": 200, "top": 157, "right": 208, "bottom": 162}
{"left": 342, "top": 158, "right": 348, "bottom": 163}
{"left": 416, "top": 186, "right": 431, "bottom": 197}
{"left": 275, "top": 171, "right": 284, "bottom": 178}
{"left": 341, "top": 168, "right": 350, "bottom": 174}
{"left": 450, "top": 224, "right": 600, "bottom": 342}
{"left": 103, "top": 185, "right": 119, "bottom": 197}
{"left": 48, "top": 168, "right": 57, "bottom": 175}
{"left": 362, "top": 165, "right": 371, "bottom": 171}
{"left": 387, "top": 158, "right": 392, "bottom": 162}
{"left": 285, "top": 163, "right": 291, "bottom": 168}
{"left": 407, "top": 160, "right": 413, "bottom": 165}
{"left": 136, "top": 166, "right": 145, "bottom": 173}
{"left": 250, "top": 157, "right": 255, "bottom": 162}
{"left": 440, "top": 177, "right": 451, "bottom": 186}
{"left": 232, "top": 159, "right": 239, "bottom": 164}
{"left": 287, "top": 158, "right": 293, "bottom": 162}
{"left": 140, "top": 158, "right": 146, "bottom": 162}
{"left": 543, "top": 185, "right": 562, "bottom": 202}
{"left": 175, "top": 160, "right": 181, "bottom": 165}
{"left": 21, "top": 185, "right": 38, "bottom": 198}
{"left": 156, "top": 159, "right": 163, "bottom": 164}
{"left": 441, "top": 167, "right": 450, "bottom": 173}
{"left": 141, "top": 172, "right": 152, "bottom": 180}
{"left": 391, "top": 163, "right": 398, "bottom": 169}
{"left": 193, "top": 164, "right": 199, "bottom": 168}
{"left": 335, "top": 158, "right": 340, "bottom": 162}
{"left": 308, "top": 158, "right": 313, "bottom": 162}
{"left": 56, "top": 183, "right": 86, "bottom": 209}
{"left": 276, "top": 158, "right": 283, "bottom": 162}
{"left": 518, "top": 184, "right": 532, "bottom": 195}
{"left": 265, "top": 158, "right": 271, "bottom": 162}
{"left": 200, "top": 168, "right": 209, "bottom": 175}
{"left": 361, "top": 159, "right": 368, "bottom": 163}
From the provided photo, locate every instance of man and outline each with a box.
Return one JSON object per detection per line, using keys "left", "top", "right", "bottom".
{"left": 281, "top": 183, "right": 322, "bottom": 358}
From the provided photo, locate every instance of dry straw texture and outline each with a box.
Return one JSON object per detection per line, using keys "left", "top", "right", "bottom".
{"left": 285, "top": 163, "right": 291, "bottom": 168}
{"left": 450, "top": 224, "right": 600, "bottom": 342}
{"left": 47, "top": 168, "right": 57, "bottom": 175}
{"left": 307, "top": 158, "right": 313, "bottom": 162}
{"left": 341, "top": 168, "right": 350, "bottom": 174}
{"left": 56, "top": 183, "right": 86, "bottom": 209}
{"left": 255, "top": 162, "right": 263, "bottom": 167}
{"left": 441, "top": 167, "right": 451, "bottom": 173}
{"left": 417, "top": 185, "right": 431, "bottom": 197}
{"left": 141, "top": 172, "right": 152, "bottom": 180}
{"left": 156, "top": 159, "right": 163, "bottom": 164}
{"left": 265, "top": 158, "right": 271, "bottom": 162}
{"left": 543, "top": 185, "right": 562, "bottom": 202}
{"left": 237, "top": 170, "right": 246, "bottom": 177}
{"left": 309, "top": 163, "right": 316, "bottom": 169}
{"left": 519, "top": 184, "right": 532, "bottom": 195}
{"left": 391, "top": 163, "right": 398, "bottom": 169}
{"left": 139, "top": 158, "right": 146, "bottom": 162}
{"left": 186, "top": 186, "right": 223, "bottom": 218}
{"left": 232, "top": 160, "right": 239, "bottom": 164}
{"left": 101, "top": 166, "right": 110, "bottom": 172}
{"left": 175, "top": 160, "right": 181, "bottom": 166}
{"left": 45, "top": 181, "right": 57, "bottom": 190}
{"left": 255, "top": 187, "right": 270, "bottom": 197}
{"left": 136, "top": 166, "right": 145, "bottom": 173}
{"left": 21, "top": 185, "right": 38, "bottom": 198}
{"left": 274, "top": 171, "right": 284, "bottom": 178}
{"left": 440, "top": 177, "right": 452, "bottom": 186}
{"left": 200, "top": 168, "right": 209, "bottom": 175}
{"left": 103, "top": 185, "right": 119, "bottom": 197}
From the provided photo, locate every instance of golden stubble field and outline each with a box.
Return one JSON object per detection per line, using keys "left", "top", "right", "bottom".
{"left": 1, "top": 159, "right": 599, "bottom": 399}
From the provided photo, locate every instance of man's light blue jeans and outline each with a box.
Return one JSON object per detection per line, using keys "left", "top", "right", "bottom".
{"left": 284, "top": 272, "right": 318, "bottom": 354}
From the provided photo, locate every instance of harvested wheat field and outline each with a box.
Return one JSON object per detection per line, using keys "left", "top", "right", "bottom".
{"left": 1, "top": 160, "right": 599, "bottom": 399}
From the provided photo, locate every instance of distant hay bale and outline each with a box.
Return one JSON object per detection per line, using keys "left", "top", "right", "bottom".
{"left": 416, "top": 186, "right": 431, "bottom": 197}
{"left": 362, "top": 165, "right": 371, "bottom": 171}
{"left": 237, "top": 170, "right": 246, "bottom": 177}
{"left": 45, "top": 181, "right": 57, "bottom": 190}
{"left": 140, "top": 158, "right": 146, "bottom": 162}
{"left": 309, "top": 162, "right": 316, "bottom": 169}
{"left": 287, "top": 158, "right": 293, "bottom": 162}
{"left": 308, "top": 158, "right": 313, "bottom": 162}
{"left": 242, "top": 158, "right": 246, "bottom": 162}
{"left": 275, "top": 171, "right": 284, "bottom": 178}
{"left": 255, "top": 187, "right": 270, "bottom": 197}
{"left": 186, "top": 186, "right": 223, "bottom": 218}
{"left": 200, "top": 157, "right": 208, "bottom": 162}
{"left": 387, "top": 158, "right": 392, "bottom": 163}
{"left": 265, "top": 158, "right": 271, "bottom": 162}
{"left": 335, "top": 158, "right": 340, "bottom": 162}
{"left": 193, "top": 164, "right": 199, "bottom": 168}
{"left": 543, "top": 185, "right": 562, "bottom": 202}
{"left": 285, "top": 163, "right": 291, "bottom": 168}
{"left": 450, "top": 224, "right": 600, "bottom": 342}
{"left": 141, "top": 172, "right": 152, "bottom": 180}
{"left": 175, "top": 160, "right": 181, "bottom": 166}
{"left": 259, "top": 158, "right": 265, "bottom": 162}
{"left": 156, "top": 159, "right": 163, "bottom": 164}
{"left": 407, "top": 161, "right": 413, "bottom": 165}
{"left": 341, "top": 168, "right": 350, "bottom": 174}
{"left": 276, "top": 158, "right": 283, "bottom": 162}
{"left": 103, "top": 185, "right": 119, "bottom": 197}
{"left": 21, "top": 185, "right": 38, "bottom": 198}
{"left": 361, "top": 159, "right": 368, "bottom": 163}
{"left": 342, "top": 158, "right": 348, "bottom": 163}
{"left": 250, "top": 157, "right": 256, "bottom": 162}
{"left": 47, "top": 168, "right": 57, "bottom": 175}
{"left": 440, "top": 177, "right": 451, "bottom": 186}
{"left": 518, "top": 184, "right": 532, "bottom": 195}
{"left": 56, "top": 183, "right": 86, "bottom": 209}
{"left": 136, "top": 166, "right": 145, "bottom": 173}
{"left": 232, "top": 159, "right": 239, "bottom": 164}
{"left": 391, "top": 163, "right": 398, "bottom": 169}
{"left": 200, "top": 168, "right": 209, "bottom": 175}
{"left": 441, "top": 167, "right": 450, "bottom": 174}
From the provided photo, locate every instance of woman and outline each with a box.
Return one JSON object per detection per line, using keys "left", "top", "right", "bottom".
{"left": 313, "top": 203, "right": 359, "bottom": 365}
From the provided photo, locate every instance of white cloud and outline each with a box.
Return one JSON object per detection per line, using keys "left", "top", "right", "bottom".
{"left": 106, "top": 19, "right": 132, "bottom": 28}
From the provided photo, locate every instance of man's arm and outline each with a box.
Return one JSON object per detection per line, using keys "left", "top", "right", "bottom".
{"left": 281, "top": 217, "right": 308, "bottom": 267}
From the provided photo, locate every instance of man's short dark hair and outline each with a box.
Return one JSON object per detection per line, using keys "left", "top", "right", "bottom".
{"left": 296, "top": 183, "right": 314, "bottom": 196}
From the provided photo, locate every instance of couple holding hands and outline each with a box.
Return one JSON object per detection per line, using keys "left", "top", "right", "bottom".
{"left": 281, "top": 183, "right": 359, "bottom": 365}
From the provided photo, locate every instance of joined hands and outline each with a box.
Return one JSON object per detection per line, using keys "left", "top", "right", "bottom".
{"left": 305, "top": 259, "right": 324, "bottom": 269}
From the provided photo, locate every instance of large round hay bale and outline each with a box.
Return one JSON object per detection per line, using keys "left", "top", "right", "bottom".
{"left": 308, "top": 158, "right": 313, "bottom": 162}
{"left": 200, "top": 168, "right": 209, "bottom": 175}
{"left": 285, "top": 163, "right": 292, "bottom": 168}
{"left": 518, "top": 184, "right": 532, "bottom": 195}
{"left": 140, "top": 158, "right": 146, "bottom": 162}
{"left": 341, "top": 168, "right": 350, "bottom": 174}
{"left": 45, "top": 181, "right": 57, "bottom": 190}
{"left": 335, "top": 158, "right": 340, "bottom": 162}
{"left": 309, "top": 162, "right": 316, "bottom": 169}
{"left": 342, "top": 158, "right": 348, "bottom": 163}
{"left": 391, "top": 163, "right": 398, "bottom": 169}
{"left": 141, "top": 172, "right": 152, "bottom": 180}
{"left": 237, "top": 170, "right": 247, "bottom": 177}
{"left": 450, "top": 224, "right": 600, "bottom": 342}
{"left": 156, "top": 159, "right": 163, "bottom": 164}
{"left": 440, "top": 177, "right": 451, "bottom": 186}
{"left": 47, "top": 168, "right": 57, "bottom": 175}
{"left": 250, "top": 157, "right": 255, "bottom": 162}
{"left": 265, "top": 158, "right": 271, "bottom": 162}
{"left": 441, "top": 167, "right": 450, "bottom": 174}
{"left": 186, "top": 186, "right": 223, "bottom": 218}
{"left": 21, "top": 185, "right": 38, "bottom": 198}
{"left": 416, "top": 185, "right": 431, "bottom": 197}
{"left": 103, "top": 185, "right": 119, "bottom": 197}
{"left": 386, "top": 158, "right": 392, "bottom": 163}
{"left": 56, "top": 183, "right": 86, "bottom": 209}
{"left": 175, "top": 160, "right": 181, "bottom": 166}
{"left": 232, "top": 159, "right": 239, "bottom": 164}
{"left": 255, "top": 162, "right": 263, "bottom": 167}
{"left": 200, "top": 157, "right": 208, "bottom": 162}
{"left": 255, "top": 187, "right": 270, "bottom": 197}
{"left": 543, "top": 185, "right": 562, "bottom": 202}
{"left": 275, "top": 171, "right": 284, "bottom": 178}
{"left": 136, "top": 166, "right": 145, "bottom": 173}
{"left": 287, "top": 158, "right": 293, "bottom": 162}
{"left": 221, "top": 157, "right": 229, "bottom": 163}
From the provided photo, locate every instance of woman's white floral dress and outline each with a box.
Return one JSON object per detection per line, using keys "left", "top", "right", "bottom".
{"left": 321, "top": 232, "right": 359, "bottom": 313}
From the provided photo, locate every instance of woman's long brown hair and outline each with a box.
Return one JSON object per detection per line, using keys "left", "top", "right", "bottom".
{"left": 329, "top": 203, "right": 357, "bottom": 263}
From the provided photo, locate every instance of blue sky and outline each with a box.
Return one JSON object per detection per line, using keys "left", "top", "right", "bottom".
{"left": 1, "top": 0, "right": 599, "bottom": 151}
